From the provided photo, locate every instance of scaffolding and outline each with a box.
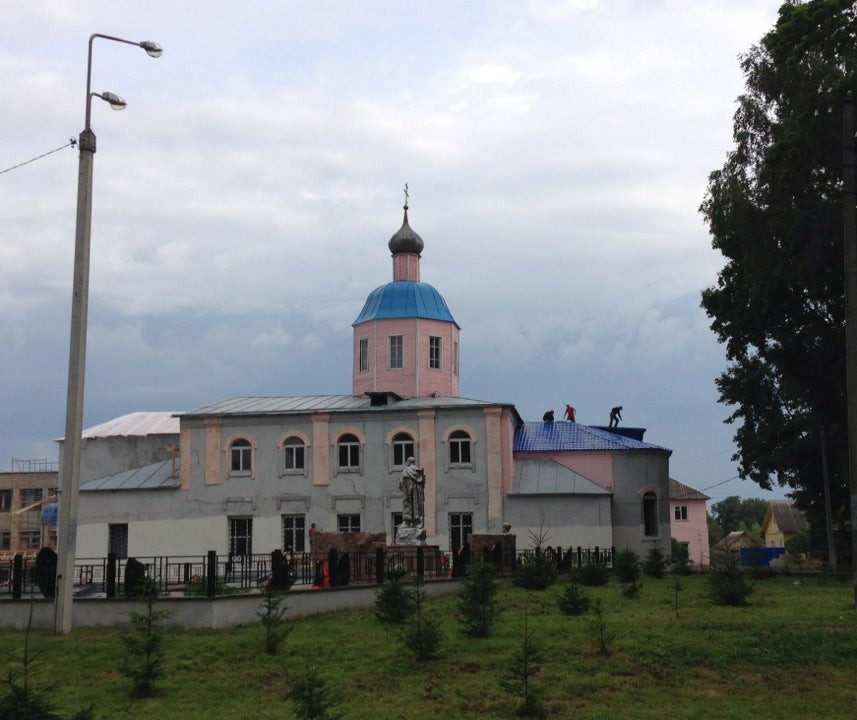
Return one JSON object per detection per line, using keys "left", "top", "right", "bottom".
{"left": 10, "top": 458, "right": 59, "bottom": 473}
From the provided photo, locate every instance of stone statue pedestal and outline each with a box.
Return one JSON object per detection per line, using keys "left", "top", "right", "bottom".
{"left": 394, "top": 526, "right": 426, "bottom": 546}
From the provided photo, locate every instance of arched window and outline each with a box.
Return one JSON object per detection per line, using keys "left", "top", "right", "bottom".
{"left": 230, "top": 438, "right": 252, "bottom": 474}
{"left": 283, "top": 436, "right": 306, "bottom": 471}
{"left": 338, "top": 433, "right": 361, "bottom": 470}
{"left": 449, "top": 430, "right": 472, "bottom": 465}
{"left": 392, "top": 432, "right": 415, "bottom": 468}
{"left": 643, "top": 491, "right": 658, "bottom": 537}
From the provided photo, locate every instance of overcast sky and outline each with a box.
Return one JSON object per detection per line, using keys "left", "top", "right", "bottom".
{"left": 2, "top": 1, "right": 789, "bottom": 505}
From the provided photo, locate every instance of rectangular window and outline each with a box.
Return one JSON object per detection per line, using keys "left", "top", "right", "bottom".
{"left": 453, "top": 341, "right": 459, "bottom": 376}
{"left": 229, "top": 517, "right": 253, "bottom": 556}
{"left": 674, "top": 505, "right": 688, "bottom": 521}
{"left": 282, "top": 514, "right": 306, "bottom": 553}
{"left": 19, "top": 531, "right": 41, "bottom": 549}
{"left": 392, "top": 512, "right": 403, "bottom": 533}
{"left": 388, "top": 335, "right": 403, "bottom": 370}
{"left": 0, "top": 489, "right": 11, "bottom": 512}
{"left": 337, "top": 514, "right": 361, "bottom": 533}
{"left": 429, "top": 336, "right": 442, "bottom": 369}
{"left": 359, "top": 338, "right": 369, "bottom": 372}
{"left": 449, "top": 512, "right": 473, "bottom": 553}
{"left": 0, "top": 531, "right": 10, "bottom": 550}
{"left": 108, "top": 523, "right": 129, "bottom": 559}
{"left": 20, "top": 489, "right": 43, "bottom": 509}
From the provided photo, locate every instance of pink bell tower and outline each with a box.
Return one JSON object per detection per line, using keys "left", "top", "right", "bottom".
{"left": 352, "top": 187, "right": 460, "bottom": 398}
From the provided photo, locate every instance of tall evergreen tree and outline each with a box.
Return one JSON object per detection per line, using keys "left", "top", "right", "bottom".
{"left": 701, "top": 0, "right": 857, "bottom": 528}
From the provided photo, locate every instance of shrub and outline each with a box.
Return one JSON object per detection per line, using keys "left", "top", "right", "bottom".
{"left": 401, "top": 577, "right": 442, "bottom": 662}
{"left": 575, "top": 561, "right": 609, "bottom": 586}
{"left": 458, "top": 561, "right": 499, "bottom": 637}
{"left": 512, "top": 530, "right": 557, "bottom": 591}
{"left": 500, "top": 610, "right": 545, "bottom": 719}
{"left": 286, "top": 664, "right": 339, "bottom": 720}
{"left": 613, "top": 549, "right": 640, "bottom": 585}
{"left": 375, "top": 575, "right": 414, "bottom": 624}
{"left": 120, "top": 577, "right": 171, "bottom": 697}
{"left": 0, "top": 603, "right": 94, "bottom": 720}
{"left": 512, "top": 553, "right": 556, "bottom": 591}
{"left": 708, "top": 554, "right": 753, "bottom": 606}
{"left": 643, "top": 548, "right": 666, "bottom": 578}
{"left": 258, "top": 586, "right": 291, "bottom": 655}
{"left": 588, "top": 598, "right": 612, "bottom": 656}
{"left": 557, "top": 580, "right": 590, "bottom": 616}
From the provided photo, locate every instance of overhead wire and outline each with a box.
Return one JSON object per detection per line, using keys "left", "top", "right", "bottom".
{"left": 0, "top": 138, "right": 76, "bottom": 175}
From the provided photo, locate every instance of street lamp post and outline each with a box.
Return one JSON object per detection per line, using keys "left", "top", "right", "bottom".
{"left": 54, "top": 33, "right": 161, "bottom": 635}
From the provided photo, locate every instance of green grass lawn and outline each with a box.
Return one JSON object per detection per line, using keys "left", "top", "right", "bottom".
{"left": 2, "top": 573, "right": 857, "bottom": 719}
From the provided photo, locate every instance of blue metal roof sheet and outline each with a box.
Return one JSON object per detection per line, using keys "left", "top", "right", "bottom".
{"left": 352, "top": 281, "right": 457, "bottom": 326}
{"left": 513, "top": 422, "right": 670, "bottom": 453}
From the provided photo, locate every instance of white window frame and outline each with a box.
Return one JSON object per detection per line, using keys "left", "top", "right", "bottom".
{"left": 337, "top": 433, "right": 361, "bottom": 471}
{"left": 388, "top": 335, "right": 404, "bottom": 370}
{"left": 230, "top": 438, "right": 252, "bottom": 475}
{"left": 337, "top": 514, "right": 361, "bottom": 533}
{"left": 283, "top": 437, "right": 306, "bottom": 473}
{"left": 674, "top": 505, "right": 688, "bottom": 522}
{"left": 392, "top": 432, "right": 415, "bottom": 468}
{"left": 449, "top": 430, "right": 472, "bottom": 466}
{"left": 429, "top": 336, "right": 442, "bottom": 370}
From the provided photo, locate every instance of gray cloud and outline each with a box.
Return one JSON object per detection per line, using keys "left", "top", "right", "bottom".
{"left": 1, "top": 1, "right": 787, "bottom": 503}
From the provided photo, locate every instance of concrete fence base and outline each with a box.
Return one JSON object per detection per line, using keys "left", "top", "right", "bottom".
{"left": 0, "top": 577, "right": 465, "bottom": 631}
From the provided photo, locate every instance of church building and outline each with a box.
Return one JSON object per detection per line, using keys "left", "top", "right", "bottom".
{"left": 72, "top": 202, "right": 673, "bottom": 560}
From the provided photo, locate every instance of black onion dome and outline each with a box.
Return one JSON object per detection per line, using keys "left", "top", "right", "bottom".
{"left": 388, "top": 206, "right": 424, "bottom": 255}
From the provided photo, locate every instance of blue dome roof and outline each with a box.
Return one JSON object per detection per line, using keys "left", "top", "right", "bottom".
{"left": 353, "top": 281, "right": 457, "bottom": 326}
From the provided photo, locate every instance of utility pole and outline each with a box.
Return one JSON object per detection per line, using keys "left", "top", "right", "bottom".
{"left": 842, "top": 96, "right": 857, "bottom": 608}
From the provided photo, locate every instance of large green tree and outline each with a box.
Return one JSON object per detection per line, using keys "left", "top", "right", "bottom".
{"left": 707, "top": 496, "right": 769, "bottom": 545}
{"left": 701, "top": 0, "right": 857, "bottom": 530}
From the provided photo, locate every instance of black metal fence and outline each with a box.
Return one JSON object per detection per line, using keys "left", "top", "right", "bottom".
{"left": 0, "top": 545, "right": 614, "bottom": 600}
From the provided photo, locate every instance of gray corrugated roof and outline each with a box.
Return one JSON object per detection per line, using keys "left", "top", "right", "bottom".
{"left": 510, "top": 459, "right": 610, "bottom": 495}
{"left": 669, "top": 478, "right": 709, "bottom": 501}
{"left": 80, "top": 459, "right": 181, "bottom": 491}
{"left": 514, "top": 421, "right": 670, "bottom": 453}
{"left": 180, "top": 395, "right": 516, "bottom": 418}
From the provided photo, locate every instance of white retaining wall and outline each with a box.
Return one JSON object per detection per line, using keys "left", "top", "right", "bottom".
{"left": 0, "top": 577, "right": 465, "bottom": 631}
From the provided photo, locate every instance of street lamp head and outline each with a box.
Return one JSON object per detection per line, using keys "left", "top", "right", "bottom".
{"left": 139, "top": 41, "right": 163, "bottom": 58}
{"left": 95, "top": 91, "right": 127, "bottom": 110}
